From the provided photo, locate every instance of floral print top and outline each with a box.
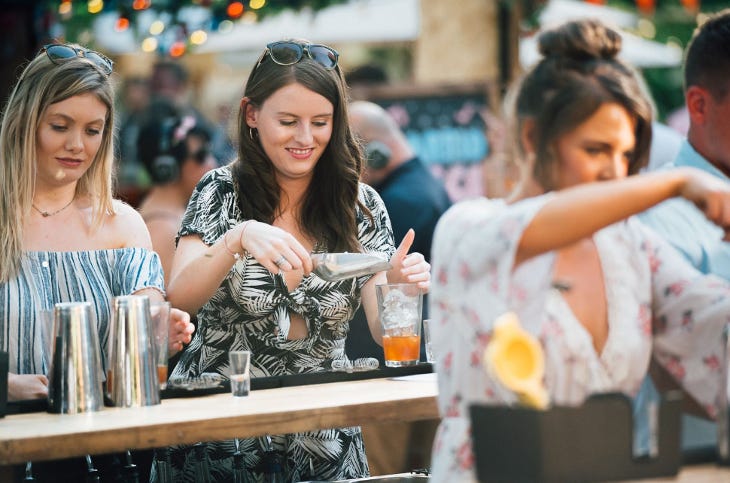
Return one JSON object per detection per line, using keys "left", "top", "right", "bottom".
{"left": 429, "top": 195, "right": 730, "bottom": 482}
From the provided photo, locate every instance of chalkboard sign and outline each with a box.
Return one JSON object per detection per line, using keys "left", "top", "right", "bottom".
{"left": 360, "top": 83, "right": 492, "bottom": 201}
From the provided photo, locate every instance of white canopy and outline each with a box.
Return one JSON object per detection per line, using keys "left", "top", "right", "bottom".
{"left": 198, "top": 0, "right": 420, "bottom": 53}
{"left": 520, "top": 0, "right": 683, "bottom": 69}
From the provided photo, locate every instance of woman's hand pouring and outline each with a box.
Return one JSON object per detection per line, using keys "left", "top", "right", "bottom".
{"left": 239, "top": 221, "right": 313, "bottom": 275}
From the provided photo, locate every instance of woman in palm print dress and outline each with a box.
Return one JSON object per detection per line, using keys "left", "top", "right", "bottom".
{"left": 162, "top": 39, "right": 431, "bottom": 482}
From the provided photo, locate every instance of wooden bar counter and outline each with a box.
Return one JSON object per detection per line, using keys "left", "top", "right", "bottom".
{"left": 0, "top": 373, "right": 438, "bottom": 465}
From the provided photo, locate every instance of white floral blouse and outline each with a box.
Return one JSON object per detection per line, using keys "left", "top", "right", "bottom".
{"left": 429, "top": 195, "right": 730, "bottom": 482}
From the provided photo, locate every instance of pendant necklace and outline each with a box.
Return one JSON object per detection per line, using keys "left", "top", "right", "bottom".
{"left": 32, "top": 198, "right": 75, "bottom": 217}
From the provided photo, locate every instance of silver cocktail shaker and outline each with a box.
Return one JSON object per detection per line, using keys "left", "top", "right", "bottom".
{"left": 47, "top": 302, "right": 104, "bottom": 414}
{"left": 106, "top": 295, "right": 160, "bottom": 407}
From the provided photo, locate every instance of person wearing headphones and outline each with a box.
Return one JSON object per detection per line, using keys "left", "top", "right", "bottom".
{"left": 136, "top": 98, "right": 218, "bottom": 282}
{"left": 349, "top": 100, "right": 452, "bottom": 262}
{"left": 347, "top": 100, "right": 451, "bottom": 475}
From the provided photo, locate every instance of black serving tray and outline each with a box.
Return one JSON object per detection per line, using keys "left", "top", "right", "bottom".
{"left": 469, "top": 391, "right": 683, "bottom": 483}
{"left": 161, "top": 362, "right": 434, "bottom": 399}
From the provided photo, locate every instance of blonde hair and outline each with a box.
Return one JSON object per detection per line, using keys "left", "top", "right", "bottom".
{"left": 0, "top": 46, "right": 116, "bottom": 282}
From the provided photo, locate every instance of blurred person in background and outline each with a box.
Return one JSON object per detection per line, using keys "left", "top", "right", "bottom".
{"left": 0, "top": 42, "right": 193, "bottom": 481}
{"left": 116, "top": 75, "right": 152, "bottom": 201}
{"left": 349, "top": 100, "right": 452, "bottom": 263}
{"left": 638, "top": 8, "right": 730, "bottom": 459}
{"left": 346, "top": 100, "right": 450, "bottom": 475}
{"left": 159, "top": 39, "right": 430, "bottom": 481}
{"left": 151, "top": 59, "right": 233, "bottom": 164}
{"left": 429, "top": 19, "right": 730, "bottom": 482}
{"left": 136, "top": 98, "right": 218, "bottom": 283}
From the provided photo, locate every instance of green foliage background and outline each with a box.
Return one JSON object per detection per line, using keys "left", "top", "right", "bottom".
{"left": 605, "top": 1, "right": 730, "bottom": 121}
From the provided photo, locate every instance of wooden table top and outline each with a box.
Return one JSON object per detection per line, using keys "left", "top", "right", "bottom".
{"left": 0, "top": 373, "right": 438, "bottom": 465}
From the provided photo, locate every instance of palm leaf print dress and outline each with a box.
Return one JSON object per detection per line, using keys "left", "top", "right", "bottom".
{"left": 163, "top": 166, "right": 396, "bottom": 482}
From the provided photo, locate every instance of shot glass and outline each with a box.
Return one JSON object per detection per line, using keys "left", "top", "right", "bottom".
{"left": 151, "top": 301, "right": 171, "bottom": 390}
{"left": 229, "top": 350, "right": 251, "bottom": 397}
{"left": 423, "top": 319, "right": 435, "bottom": 364}
{"left": 376, "top": 283, "right": 423, "bottom": 367}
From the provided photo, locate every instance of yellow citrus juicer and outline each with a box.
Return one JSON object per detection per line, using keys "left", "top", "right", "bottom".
{"left": 483, "top": 311, "right": 549, "bottom": 410}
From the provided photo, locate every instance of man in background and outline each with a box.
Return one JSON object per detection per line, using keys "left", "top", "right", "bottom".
{"left": 347, "top": 100, "right": 451, "bottom": 476}
{"left": 639, "top": 9, "right": 730, "bottom": 460}
{"left": 349, "top": 100, "right": 452, "bottom": 265}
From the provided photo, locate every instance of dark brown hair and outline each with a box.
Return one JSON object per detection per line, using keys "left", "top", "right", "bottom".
{"left": 685, "top": 9, "right": 730, "bottom": 101}
{"left": 232, "top": 41, "right": 366, "bottom": 252}
{"left": 512, "top": 19, "right": 653, "bottom": 190}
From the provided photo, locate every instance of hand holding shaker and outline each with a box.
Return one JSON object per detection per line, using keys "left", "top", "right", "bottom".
{"left": 106, "top": 295, "right": 160, "bottom": 407}
{"left": 47, "top": 302, "right": 104, "bottom": 414}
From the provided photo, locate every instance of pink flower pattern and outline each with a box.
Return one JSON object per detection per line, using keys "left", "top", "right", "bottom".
{"left": 428, "top": 197, "right": 730, "bottom": 482}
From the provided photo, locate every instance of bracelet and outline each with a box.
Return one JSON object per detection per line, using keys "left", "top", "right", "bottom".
{"left": 239, "top": 220, "right": 253, "bottom": 256}
{"left": 223, "top": 230, "right": 244, "bottom": 261}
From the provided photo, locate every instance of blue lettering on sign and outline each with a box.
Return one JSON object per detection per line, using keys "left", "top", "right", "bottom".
{"left": 405, "top": 127, "right": 489, "bottom": 165}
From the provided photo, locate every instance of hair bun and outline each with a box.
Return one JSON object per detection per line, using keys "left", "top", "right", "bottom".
{"left": 538, "top": 19, "right": 622, "bottom": 62}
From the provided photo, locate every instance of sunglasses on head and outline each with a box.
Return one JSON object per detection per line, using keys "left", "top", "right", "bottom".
{"left": 257, "top": 41, "right": 339, "bottom": 71}
{"left": 41, "top": 44, "right": 114, "bottom": 76}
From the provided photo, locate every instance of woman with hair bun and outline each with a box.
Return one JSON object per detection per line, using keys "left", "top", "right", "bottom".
{"left": 429, "top": 19, "right": 730, "bottom": 481}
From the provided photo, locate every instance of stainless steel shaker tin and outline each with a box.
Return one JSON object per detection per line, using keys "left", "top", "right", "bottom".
{"left": 47, "top": 301, "right": 104, "bottom": 414}
{"left": 106, "top": 295, "right": 160, "bottom": 407}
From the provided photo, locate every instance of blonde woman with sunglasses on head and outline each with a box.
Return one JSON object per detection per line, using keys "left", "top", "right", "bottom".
{"left": 162, "top": 39, "right": 431, "bottom": 481}
{"left": 0, "top": 43, "right": 195, "bottom": 406}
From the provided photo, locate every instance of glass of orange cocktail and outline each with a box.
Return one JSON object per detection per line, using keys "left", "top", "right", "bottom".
{"left": 376, "top": 283, "right": 423, "bottom": 367}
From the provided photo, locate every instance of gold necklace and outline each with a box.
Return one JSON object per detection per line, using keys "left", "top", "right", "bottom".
{"left": 32, "top": 198, "right": 75, "bottom": 217}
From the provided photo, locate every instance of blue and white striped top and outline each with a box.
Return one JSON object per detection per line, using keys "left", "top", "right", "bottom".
{"left": 0, "top": 248, "right": 164, "bottom": 375}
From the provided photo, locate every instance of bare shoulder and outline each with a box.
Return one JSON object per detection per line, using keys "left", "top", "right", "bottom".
{"left": 108, "top": 200, "right": 153, "bottom": 249}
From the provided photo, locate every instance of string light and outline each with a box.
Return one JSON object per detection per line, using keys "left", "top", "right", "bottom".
{"left": 141, "top": 37, "right": 158, "bottom": 52}
{"left": 635, "top": 0, "right": 655, "bottom": 14}
{"left": 190, "top": 30, "right": 208, "bottom": 45}
{"left": 59, "top": 1, "right": 72, "bottom": 16}
{"left": 132, "top": 0, "right": 151, "bottom": 10}
{"left": 227, "top": 2, "right": 245, "bottom": 19}
{"left": 87, "top": 0, "right": 104, "bottom": 15}
{"left": 115, "top": 16, "right": 130, "bottom": 32}
{"left": 149, "top": 20, "right": 165, "bottom": 35}
{"left": 47, "top": 0, "right": 350, "bottom": 57}
{"left": 169, "top": 41, "right": 186, "bottom": 57}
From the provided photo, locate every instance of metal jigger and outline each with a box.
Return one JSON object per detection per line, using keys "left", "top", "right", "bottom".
{"left": 47, "top": 302, "right": 104, "bottom": 414}
{"left": 106, "top": 295, "right": 160, "bottom": 407}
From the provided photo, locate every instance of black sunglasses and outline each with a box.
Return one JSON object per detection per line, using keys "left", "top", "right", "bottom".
{"left": 256, "top": 41, "right": 339, "bottom": 71}
{"left": 41, "top": 44, "right": 114, "bottom": 76}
